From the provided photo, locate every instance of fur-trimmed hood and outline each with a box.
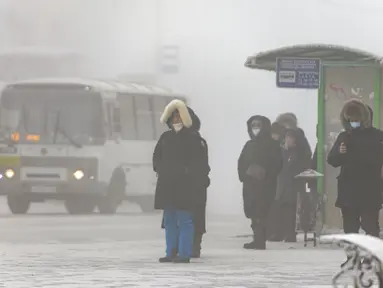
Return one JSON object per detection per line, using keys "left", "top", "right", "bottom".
{"left": 246, "top": 115, "right": 271, "bottom": 139}
{"left": 340, "top": 99, "right": 371, "bottom": 130}
{"left": 187, "top": 107, "right": 201, "bottom": 132}
{"left": 160, "top": 99, "right": 193, "bottom": 128}
{"left": 276, "top": 113, "right": 298, "bottom": 129}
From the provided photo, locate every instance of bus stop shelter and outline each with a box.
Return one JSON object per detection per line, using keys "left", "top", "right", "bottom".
{"left": 244, "top": 44, "right": 383, "bottom": 229}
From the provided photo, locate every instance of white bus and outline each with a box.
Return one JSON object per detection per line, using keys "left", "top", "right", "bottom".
{"left": 0, "top": 78, "right": 186, "bottom": 214}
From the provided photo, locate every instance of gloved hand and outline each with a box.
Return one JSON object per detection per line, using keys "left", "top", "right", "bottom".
{"left": 246, "top": 164, "right": 266, "bottom": 180}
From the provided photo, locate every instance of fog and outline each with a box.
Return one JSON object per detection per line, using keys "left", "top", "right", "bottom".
{"left": 1, "top": 0, "right": 382, "bottom": 215}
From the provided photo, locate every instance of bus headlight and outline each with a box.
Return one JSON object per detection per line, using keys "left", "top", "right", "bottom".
{"left": 5, "top": 169, "right": 15, "bottom": 179}
{"left": 73, "top": 170, "right": 84, "bottom": 180}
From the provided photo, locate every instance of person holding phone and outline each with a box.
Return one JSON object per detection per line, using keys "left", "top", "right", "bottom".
{"left": 327, "top": 99, "right": 383, "bottom": 239}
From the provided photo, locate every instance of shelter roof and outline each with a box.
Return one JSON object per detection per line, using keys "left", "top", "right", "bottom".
{"left": 245, "top": 44, "right": 383, "bottom": 71}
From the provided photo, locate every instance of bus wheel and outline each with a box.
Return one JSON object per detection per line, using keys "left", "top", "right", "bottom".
{"left": 65, "top": 198, "right": 95, "bottom": 215}
{"left": 7, "top": 195, "right": 30, "bottom": 214}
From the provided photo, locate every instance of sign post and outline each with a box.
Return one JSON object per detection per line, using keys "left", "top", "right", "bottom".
{"left": 276, "top": 58, "right": 321, "bottom": 89}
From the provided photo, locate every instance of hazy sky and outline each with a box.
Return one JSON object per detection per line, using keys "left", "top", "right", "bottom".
{"left": 1, "top": 0, "right": 382, "bottom": 214}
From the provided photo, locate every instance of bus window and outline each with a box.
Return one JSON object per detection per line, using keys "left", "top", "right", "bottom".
{"left": 134, "top": 95, "right": 155, "bottom": 140}
{"left": 117, "top": 94, "right": 137, "bottom": 140}
{"left": 112, "top": 107, "right": 122, "bottom": 134}
{"left": 105, "top": 102, "right": 113, "bottom": 139}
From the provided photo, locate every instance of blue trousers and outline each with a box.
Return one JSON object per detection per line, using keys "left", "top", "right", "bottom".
{"left": 163, "top": 209, "right": 194, "bottom": 258}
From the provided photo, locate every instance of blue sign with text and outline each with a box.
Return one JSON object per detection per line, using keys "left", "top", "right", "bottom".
{"left": 276, "top": 58, "right": 320, "bottom": 89}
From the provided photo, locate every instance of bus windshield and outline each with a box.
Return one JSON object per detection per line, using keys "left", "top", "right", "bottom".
{"left": 0, "top": 86, "right": 105, "bottom": 145}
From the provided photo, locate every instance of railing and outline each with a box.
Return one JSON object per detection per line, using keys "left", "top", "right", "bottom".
{"left": 321, "top": 234, "right": 383, "bottom": 288}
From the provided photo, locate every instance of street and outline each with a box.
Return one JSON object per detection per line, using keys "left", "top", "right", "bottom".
{"left": 0, "top": 200, "right": 346, "bottom": 288}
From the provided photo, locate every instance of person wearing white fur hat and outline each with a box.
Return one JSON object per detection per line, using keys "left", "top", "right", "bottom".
{"left": 153, "top": 99, "right": 210, "bottom": 263}
{"left": 159, "top": 105, "right": 210, "bottom": 259}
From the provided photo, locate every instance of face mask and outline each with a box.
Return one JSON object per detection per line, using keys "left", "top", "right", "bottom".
{"left": 350, "top": 121, "right": 361, "bottom": 129}
{"left": 173, "top": 123, "right": 183, "bottom": 132}
{"left": 252, "top": 128, "right": 260, "bottom": 136}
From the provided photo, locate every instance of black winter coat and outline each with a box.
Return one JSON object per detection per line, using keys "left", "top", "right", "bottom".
{"left": 328, "top": 128, "right": 383, "bottom": 210}
{"left": 238, "top": 115, "right": 283, "bottom": 219}
{"left": 153, "top": 128, "right": 210, "bottom": 211}
{"left": 160, "top": 134, "right": 209, "bottom": 234}
{"left": 192, "top": 135, "right": 209, "bottom": 233}
{"left": 328, "top": 99, "right": 383, "bottom": 210}
{"left": 276, "top": 146, "right": 306, "bottom": 204}
{"left": 296, "top": 128, "right": 313, "bottom": 169}
{"left": 275, "top": 113, "right": 312, "bottom": 169}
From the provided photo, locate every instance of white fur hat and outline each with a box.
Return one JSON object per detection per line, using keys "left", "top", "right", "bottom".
{"left": 160, "top": 99, "right": 193, "bottom": 128}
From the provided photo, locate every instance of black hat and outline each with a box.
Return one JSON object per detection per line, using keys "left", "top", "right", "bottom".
{"left": 271, "top": 122, "right": 286, "bottom": 135}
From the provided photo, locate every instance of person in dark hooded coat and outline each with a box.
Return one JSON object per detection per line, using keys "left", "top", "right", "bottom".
{"left": 238, "top": 115, "right": 283, "bottom": 250}
{"left": 275, "top": 113, "right": 312, "bottom": 232}
{"left": 275, "top": 113, "right": 312, "bottom": 168}
{"left": 266, "top": 121, "right": 287, "bottom": 239}
{"left": 159, "top": 107, "right": 210, "bottom": 258}
{"left": 271, "top": 129, "right": 307, "bottom": 242}
{"left": 327, "top": 99, "right": 383, "bottom": 237}
{"left": 153, "top": 99, "right": 210, "bottom": 263}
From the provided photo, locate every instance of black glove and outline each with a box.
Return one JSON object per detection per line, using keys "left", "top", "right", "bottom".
{"left": 246, "top": 164, "right": 265, "bottom": 180}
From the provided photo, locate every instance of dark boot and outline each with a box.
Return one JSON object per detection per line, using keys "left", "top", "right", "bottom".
{"left": 245, "top": 218, "right": 258, "bottom": 249}
{"left": 243, "top": 240, "right": 257, "bottom": 249}
{"left": 159, "top": 246, "right": 178, "bottom": 263}
{"left": 243, "top": 233, "right": 258, "bottom": 249}
{"left": 253, "top": 218, "right": 267, "bottom": 250}
{"left": 192, "top": 233, "right": 203, "bottom": 258}
{"left": 244, "top": 240, "right": 266, "bottom": 249}
{"left": 159, "top": 256, "right": 173, "bottom": 263}
{"left": 172, "top": 257, "right": 190, "bottom": 263}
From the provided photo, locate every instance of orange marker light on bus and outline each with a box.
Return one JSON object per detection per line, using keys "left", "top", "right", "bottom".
{"left": 26, "top": 134, "right": 40, "bottom": 141}
{"left": 11, "top": 132, "right": 20, "bottom": 142}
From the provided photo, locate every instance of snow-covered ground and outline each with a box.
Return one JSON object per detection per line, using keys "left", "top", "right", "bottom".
{"left": 0, "top": 200, "right": 354, "bottom": 287}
